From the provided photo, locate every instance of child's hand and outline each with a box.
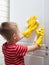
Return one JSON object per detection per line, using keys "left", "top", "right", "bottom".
{"left": 35, "top": 27, "right": 45, "bottom": 48}
{"left": 36, "top": 27, "right": 44, "bottom": 36}
{"left": 27, "top": 16, "right": 37, "bottom": 28}
{"left": 22, "top": 16, "right": 39, "bottom": 38}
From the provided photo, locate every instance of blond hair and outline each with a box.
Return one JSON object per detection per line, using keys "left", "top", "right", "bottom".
{"left": 0, "top": 22, "right": 19, "bottom": 41}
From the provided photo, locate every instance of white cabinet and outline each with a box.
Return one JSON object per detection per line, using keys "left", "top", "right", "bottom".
{"left": 24, "top": 55, "right": 44, "bottom": 65}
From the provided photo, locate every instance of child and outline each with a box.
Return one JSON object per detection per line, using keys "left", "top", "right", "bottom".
{"left": 0, "top": 22, "right": 44, "bottom": 65}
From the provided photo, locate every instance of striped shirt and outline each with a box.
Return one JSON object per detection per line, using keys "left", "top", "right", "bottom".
{"left": 2, "top": 42, "right": 28, "bottom": 65}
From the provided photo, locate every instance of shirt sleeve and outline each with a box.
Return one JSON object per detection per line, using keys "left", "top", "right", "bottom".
{"left": 16, "top": 44, "right": 28, "bottom": 57}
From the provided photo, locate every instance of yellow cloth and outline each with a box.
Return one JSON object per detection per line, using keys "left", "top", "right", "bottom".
{"left": 35, "top": 27, "right": 44, "bottom": 48}
{"left": 22, "top": 16, "right": 39, "bottom": 38}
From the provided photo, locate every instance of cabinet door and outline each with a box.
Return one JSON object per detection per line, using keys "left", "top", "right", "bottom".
{"left": 44, "top": 0, "right": 49, "bottom": 65}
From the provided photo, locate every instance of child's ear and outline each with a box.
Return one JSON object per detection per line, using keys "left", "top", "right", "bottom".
{"left": 13, "top": 33, "right": 16, "bottom": 39}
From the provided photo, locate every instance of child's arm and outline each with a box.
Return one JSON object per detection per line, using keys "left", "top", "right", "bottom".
{"left": 16, "top": 33, "right": 25, "bottom": 42}
{"left": 19, "top": 34, "right": 24, "bottom": 40}
{"left": 27, "top": 44, "right": 39, "bottom": 52}
{"left": 27, "top": 27, "right": 44, "bottom": 52}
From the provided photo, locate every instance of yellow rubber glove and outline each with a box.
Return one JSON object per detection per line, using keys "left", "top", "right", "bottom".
{"left": 35, "top": 27, "right": 44, "bottom": 48}
{"left": 27, "top": 16, "right": 37, "bottom": 28}
{"left": 22, "top": 16, "right": 39, "bottom": 38}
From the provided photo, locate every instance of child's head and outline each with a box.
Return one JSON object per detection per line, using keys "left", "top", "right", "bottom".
{"left": 0, "top": 22, "right": 21, "bottom": 43}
